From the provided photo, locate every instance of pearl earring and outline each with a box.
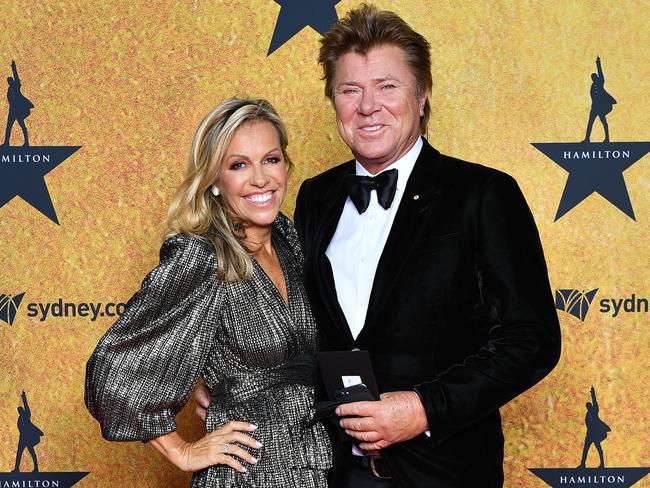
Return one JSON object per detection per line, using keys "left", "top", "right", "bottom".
{"left": 211, "top": 185, "right": 220, "bottom": 197}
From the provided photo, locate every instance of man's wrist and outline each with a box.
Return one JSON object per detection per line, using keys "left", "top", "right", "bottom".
{"left": 412, "top": 387, "right": 431, "bottom": 436}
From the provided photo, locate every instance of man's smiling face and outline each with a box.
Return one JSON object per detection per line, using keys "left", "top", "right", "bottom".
{"left": 332, "top": 44, "right": 428, "bottom": 174}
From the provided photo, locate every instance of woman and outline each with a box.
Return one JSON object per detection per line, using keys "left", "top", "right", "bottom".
{"left": 85, "top": 98, "right": 331, "bottom": 487}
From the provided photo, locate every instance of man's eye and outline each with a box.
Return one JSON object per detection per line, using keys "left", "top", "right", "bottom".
{"left": 341, "top": 88, "right": 358, "bottom": 95}
{"left": 380, "top": 84, "right": 396, "bottom": 90}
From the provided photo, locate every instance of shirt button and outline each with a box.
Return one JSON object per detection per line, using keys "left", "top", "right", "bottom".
{"left": 360, "top": 257, "right": 366, "bottom": 263}
{"left": 369, "top": 214, "right": 374, "bottom": 220}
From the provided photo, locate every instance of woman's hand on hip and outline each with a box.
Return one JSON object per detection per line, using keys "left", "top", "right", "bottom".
{"left": 179, "top": 421, "right": 261, "bottom": 473}
{"left": 149, "top": 421, "right": 262, "bottom": 473}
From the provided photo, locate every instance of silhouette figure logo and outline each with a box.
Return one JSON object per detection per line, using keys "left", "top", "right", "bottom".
{"left": 582, "top": 56, "right": 616, "bottom": 144}
{"left": 529, "top": 387, "right": 649, "bottom": 487}
{"left": 578, "top": 387, "right": 611, "bottom": 470}
{"left": 555, "top": 288, "right": 599, "bottom": 321}
{"left": 12, "top": 391, "right": 44, "bottom": 473}
{"left": 532, "top": 56, "right": 649, "bottom": 221}
{"left": 2, "top": 60, "right": 34, "bottom": 147}
{"left": 0, "top": 59, "right": 81, "bottom": 224}
{"left": 0, "top": 292, "right": 25, "bottom": 325}
{"left": 0, "top": 391, "right": 89, "bottom": 486}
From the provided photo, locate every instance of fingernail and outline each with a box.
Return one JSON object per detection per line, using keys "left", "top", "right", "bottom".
{"left": 255, "top": 441, "right": 263, "bottom": 448}
{"left": 335, "top": 407, "right": 341, "bottom": 415}
{"left": 249, "top": 423, "right": 258, "bottom": 430}
{"left": 250, "top": 457, "right": 258, "bottom": 464}
{"left": 241, "top": 467, "right": 247, "bottom": 472}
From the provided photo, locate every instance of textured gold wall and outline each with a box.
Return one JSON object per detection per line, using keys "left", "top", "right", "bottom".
{"left": 0, "top": 1, "right": 648, "bottom": 486}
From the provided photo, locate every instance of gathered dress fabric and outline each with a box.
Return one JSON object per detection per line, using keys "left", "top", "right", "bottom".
{"left": 85, "top": 214, "right": 331, "bottom": 487}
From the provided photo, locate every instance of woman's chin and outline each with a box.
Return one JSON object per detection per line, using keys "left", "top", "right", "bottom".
{"left": 240, "top": 211, "right": 280, "bottom": 230}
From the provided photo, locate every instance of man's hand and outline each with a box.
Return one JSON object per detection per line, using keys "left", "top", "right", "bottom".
{"left": 336, "top": 391, "right": 429, "bottom": 450}
{"left": 194, "top": 380, "right": 211, "bottom": 421}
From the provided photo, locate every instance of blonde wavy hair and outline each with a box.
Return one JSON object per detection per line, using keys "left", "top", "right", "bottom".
{"left": 165, "top": 98, "right": 293, "bottom": 282}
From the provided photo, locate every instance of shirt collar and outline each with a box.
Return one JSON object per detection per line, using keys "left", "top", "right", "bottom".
{"left": 355, "top": 136, "right": 423, "bottom": 192}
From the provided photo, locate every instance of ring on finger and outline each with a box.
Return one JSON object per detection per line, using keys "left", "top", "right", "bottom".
{"left": 223, "top": 443, "right": 230, "bottom": 454}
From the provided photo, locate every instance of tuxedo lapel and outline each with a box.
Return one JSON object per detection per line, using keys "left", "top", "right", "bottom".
{"left": 357, "top": 141, "right": 444, "bottom": 343}
{"left": 314, "top": 161, "right": 355, "bottom": 343}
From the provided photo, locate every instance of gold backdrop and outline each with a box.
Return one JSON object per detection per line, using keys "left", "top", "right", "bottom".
{"left": 0, "top": 1, "right": 648, "bottom": 486}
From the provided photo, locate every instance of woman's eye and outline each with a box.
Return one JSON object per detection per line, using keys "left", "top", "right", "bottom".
{"left": 230, "top": 161, "right": 247, "bottom": 170}
{"left": 265, "top": 157, "right": 281, "bottom": 164}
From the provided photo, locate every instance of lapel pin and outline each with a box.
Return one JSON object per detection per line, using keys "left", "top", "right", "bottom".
{"left": 413, "top": 194, "right": 420, "bottom": 200}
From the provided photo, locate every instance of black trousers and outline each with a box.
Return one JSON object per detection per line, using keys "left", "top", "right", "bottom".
{"left": 331, "top": 461, "right": 394, "bottom": 488}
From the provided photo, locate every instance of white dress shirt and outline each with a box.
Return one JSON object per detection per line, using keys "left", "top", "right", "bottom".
{"left": 326, "top": 137, "right": 423, "bottom": 339}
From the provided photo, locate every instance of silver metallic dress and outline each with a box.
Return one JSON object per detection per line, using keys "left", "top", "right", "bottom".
{"left": 85, "top": 214, "right": 331, "bottom": 487}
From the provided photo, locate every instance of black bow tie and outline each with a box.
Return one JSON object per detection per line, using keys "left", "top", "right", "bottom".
{"left": 343, "top": 168, "right": 398, "bottom": 214}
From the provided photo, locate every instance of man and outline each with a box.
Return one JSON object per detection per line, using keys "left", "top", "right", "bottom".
{"left": 582, "top": 56, "right": 616, "bottom": 143}
{"left": 13, "top": 390, "right": 43, "bottom": 473}
{"left": 2, "top": 60, "right": 34, "bottom": 147}
{"left": 293, "top": 5, "right": 561, "bottom": 487}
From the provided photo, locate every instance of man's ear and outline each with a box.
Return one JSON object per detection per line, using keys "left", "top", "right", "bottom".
{"left": 418, "top": 86, "right": 430, "bottom": 117}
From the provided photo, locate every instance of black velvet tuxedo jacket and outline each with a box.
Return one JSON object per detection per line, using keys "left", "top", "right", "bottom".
{"left": 294, "top": 139, "right": 561, "bottom": 488}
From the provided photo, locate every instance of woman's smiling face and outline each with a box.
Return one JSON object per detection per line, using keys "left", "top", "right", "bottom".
{"left": 214, "top": 120, "right": 287, "bottom": 234}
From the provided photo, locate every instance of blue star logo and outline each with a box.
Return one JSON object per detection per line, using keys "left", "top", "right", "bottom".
{"left": 2, "top": 391, "right": 89, "bottom": 485}
{"left": 0, "top": 59, "right": 80, "bottom": 224}
{"left": 534, "top": 56, "right": 648, "bottom": 222}
{"left": 530, "top": 466, "right": 650, "bottom": 487}
{"left": 0, "top": 146, "right": 81, "bottom": 224}
{"left": 529, "top": 386, "right": 649, "bottom": 487}
{"left": 267, "top": 0, "right": 340, "bottom": 55}
{"left": 0, "top": 472, "right": 89, "bottom": 487}
{"left": 533, "top": 142, "right": 649, "bottom": 221}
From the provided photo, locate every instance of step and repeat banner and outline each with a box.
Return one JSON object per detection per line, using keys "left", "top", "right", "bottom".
{"left": 0, "top": 1, "right": 648, "bottom": 486}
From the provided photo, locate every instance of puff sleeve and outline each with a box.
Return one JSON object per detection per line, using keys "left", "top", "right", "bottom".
{"left": 85, "top": 234, "right": 224, "bottom": 441}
